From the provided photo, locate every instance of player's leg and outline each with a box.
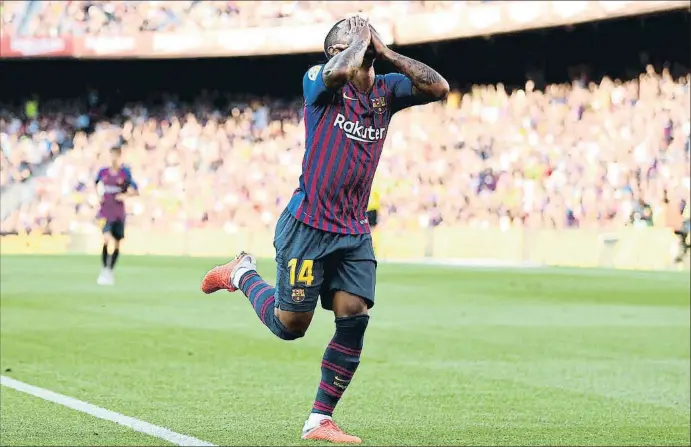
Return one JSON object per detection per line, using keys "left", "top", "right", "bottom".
{"left": 674, "top": 231, "right": 684, "bottom": 263}
{"left": 674, "top": 225, "right": 690, "bottom": 263}
{"left": 98, "top": 222, "right": 114, "bottom": 285}
{"left": 235, "top": 245, "right": 323, "bottom": 339}
{"left": 302, "top": 236, "right": 375, "bottom": 444}
{"left": 101, "top": 241, "right": 109, "bottom": 269}
{"left": 108, "top": 221, "right": 125, "bottom": 273}
{"left": 201, "top": 211, "right": 326, "bottom": 339}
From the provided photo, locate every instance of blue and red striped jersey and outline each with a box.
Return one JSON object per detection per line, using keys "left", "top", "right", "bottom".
{"left": 286, "top": 65, "right": 435, "bottom": 234}
{"left": 95, "top": 165, "right": 138, "bottom": 221}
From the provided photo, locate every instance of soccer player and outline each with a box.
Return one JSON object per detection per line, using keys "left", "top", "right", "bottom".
{"left": 674, "top": 200, "right": 690, "bottom": 264}
{"left": 95, "top": 146, "right": 138, "bottom": 285}
{"left": 201, "top": 16, "right": 448, "bottom": 443}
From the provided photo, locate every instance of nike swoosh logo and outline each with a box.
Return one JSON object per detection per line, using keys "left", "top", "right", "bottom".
{"left": 343, "top": 93, "right": 358, "bottom": 101}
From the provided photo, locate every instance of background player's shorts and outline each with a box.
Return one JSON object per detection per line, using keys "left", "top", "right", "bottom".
{"left": 274, "top": 209, "right": 376, "bottom": 313}
{"left": 366, "top": 209, "right": 378, "bottom": 228}
{"left": 102, "top": 220, "right": 125, "bottom": 241}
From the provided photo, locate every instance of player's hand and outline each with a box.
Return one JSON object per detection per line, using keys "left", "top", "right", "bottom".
{"left": 369, "top": 25, "right": 390, "bottom": 59}
{"left": 346, "top": 15, "right": 370, "bottom": 46}
{"left": 114, "top": 193, "right": 127, "bottom": 202}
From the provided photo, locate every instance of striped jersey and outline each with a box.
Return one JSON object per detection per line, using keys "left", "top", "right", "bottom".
{"left": 286, "top": 65, "right": 433, "bottom": 234}
{"left": 95, "top": 165, "right": 138, "bottom": 221}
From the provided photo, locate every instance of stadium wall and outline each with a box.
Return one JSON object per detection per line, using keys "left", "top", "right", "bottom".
{"left": 0, "top": 229, "right": 686, "bottom": 272}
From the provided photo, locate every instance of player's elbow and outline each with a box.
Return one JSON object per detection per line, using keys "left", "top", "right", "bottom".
{"left": 322, "top": 67, "right": 355, "bottom": 90}
{"left": 432, "top": 79, "right": 450, "bottom": 100}
{"left": 416, "top": 80, "right": 449, "bottom": 101}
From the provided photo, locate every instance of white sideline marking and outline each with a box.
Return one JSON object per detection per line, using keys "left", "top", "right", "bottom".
{"left": 0, "top": 376, "right": 215, "bottom": 446}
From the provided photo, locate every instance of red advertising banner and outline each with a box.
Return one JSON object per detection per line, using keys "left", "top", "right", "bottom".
{"left": 74, "top": 34, "right": 146, "bottom": 58}
{"left": 0, "top": 36, "right": 73, "bottom": 58}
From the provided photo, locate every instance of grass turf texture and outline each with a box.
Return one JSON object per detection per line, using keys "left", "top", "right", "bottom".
{"left": 0, "top": 254, "right": 689, "bottom": 446}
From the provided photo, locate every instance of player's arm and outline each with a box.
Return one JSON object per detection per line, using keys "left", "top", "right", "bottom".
{"left": 94, "top": 169, "right": 105, "bottom": 200}
{"left": 370, "top": 26, "right": 449, "bottom": 104}
{"left": 115, "top": 167, "right": 139, "bottom": 201}
{"left": 304, "top": 19, "right": 370, "bottom": 105}
{"left": 321, "top": 17, "right": 371, "bottom": 91}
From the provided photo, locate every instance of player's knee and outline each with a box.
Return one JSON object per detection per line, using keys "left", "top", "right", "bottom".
{"left": 335, "top": 313, "right": 370, "bottom": 337}
{"left": 332, "top": 291, "right": 369, "bottom": 318}
{"left": 276, "top": 309, "right": 312, "bottom": 340}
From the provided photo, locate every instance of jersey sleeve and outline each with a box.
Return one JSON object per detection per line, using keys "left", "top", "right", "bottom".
{"left": 384, "top": 73, "right": 437, "bottom": 113}
{"left": 122, "top": 167, "right": 139, "bottom": 191}
{"left": 303, "top": 65, "right": 336, "bottom": 106}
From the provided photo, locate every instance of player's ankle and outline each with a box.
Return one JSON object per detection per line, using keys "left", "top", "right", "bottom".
{"left": 232, "top": 267, "right": 253, "bottom": 289}
{"left": 305, "top": 413, "right": 331, "bottom": 430}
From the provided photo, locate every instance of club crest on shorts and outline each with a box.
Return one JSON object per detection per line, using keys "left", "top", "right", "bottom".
{"left": 371, "top": 97, "right": 386, "bottom": 114}
{"left": 291, "top": 288, "right": 306, "bottom": 303}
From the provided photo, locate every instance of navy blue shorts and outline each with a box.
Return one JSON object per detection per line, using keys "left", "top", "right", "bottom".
{"left": 103, "top": 220, "right": 125, "bottom": 241}
{"left": 273, "top": 210, "right": 376, "bottom": 313}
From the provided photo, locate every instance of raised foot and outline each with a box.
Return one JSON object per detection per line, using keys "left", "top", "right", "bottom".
{"left": 301, "top": 419, "right": 362, "bottom": 444}
{"left": 200, "top": 252, "right": 255, "bottom": 294}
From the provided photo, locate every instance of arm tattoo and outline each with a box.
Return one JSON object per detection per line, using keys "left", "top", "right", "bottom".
{"left": 387, "top": 52, "right": 443, "bottom": 86}
{"left": 322, "top": 40, "right": 368, "bottom": 88}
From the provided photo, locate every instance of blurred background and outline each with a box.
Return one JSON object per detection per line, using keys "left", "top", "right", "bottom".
{"left": 1, "top": 0, "right": 689, "bottom": 270}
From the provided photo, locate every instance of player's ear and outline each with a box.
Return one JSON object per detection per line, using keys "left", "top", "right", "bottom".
{"left": 328, "top": 44, "right": 348, "bottom": 56}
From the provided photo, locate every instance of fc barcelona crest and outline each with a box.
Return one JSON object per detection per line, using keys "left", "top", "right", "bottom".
{"left": 371, "top": 97, "right": 387, "bottom": 114}
{"left": 291, "top": 288, "right": 306, "bottom": 303}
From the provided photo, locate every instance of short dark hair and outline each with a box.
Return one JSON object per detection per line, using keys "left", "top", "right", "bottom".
{"left": 324, "top": 19, "right": 346, "bottom": 59}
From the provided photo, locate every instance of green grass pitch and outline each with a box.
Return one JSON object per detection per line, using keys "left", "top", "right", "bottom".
{"left": 0, "top": 254, "right": 689, "bottom": 446}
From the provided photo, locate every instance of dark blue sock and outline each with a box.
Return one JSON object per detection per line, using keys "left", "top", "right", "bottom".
{"left": 312, "top": 314, "right": 369, "bottom": 416}
{"left": 109, "top": 249, "right": 120, "bottom": 269}
{"left": 239, "top": 271, "right": 303, "bottom": 340}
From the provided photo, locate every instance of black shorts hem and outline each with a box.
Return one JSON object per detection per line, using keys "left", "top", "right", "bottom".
{"left": 103, "top": 220, "right": 126, "bottom": 241}
{"left": 320, "top": 287, "right": 375, "bottom": 311}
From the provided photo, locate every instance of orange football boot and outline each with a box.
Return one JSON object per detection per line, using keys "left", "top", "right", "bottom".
{"left": 301, "top": 419, "right": 362, "bottom": 444}
{"left": 200, "top": 252, "right": 252, "bottom": 294}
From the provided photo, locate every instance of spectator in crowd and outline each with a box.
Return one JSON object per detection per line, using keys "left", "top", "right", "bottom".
{"left": 0, "top": 98, "right": 92, "bottom": 191}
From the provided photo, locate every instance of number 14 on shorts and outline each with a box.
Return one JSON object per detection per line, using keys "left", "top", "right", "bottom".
{"left": 288, "top": 258, "right": 314, "bottom": 287}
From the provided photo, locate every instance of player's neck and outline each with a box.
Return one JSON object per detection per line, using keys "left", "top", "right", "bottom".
{"left": 351, "top": 64, "right": 375, "bottom": 93}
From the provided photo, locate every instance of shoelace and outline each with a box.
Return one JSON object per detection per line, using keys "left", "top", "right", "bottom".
{"left": 320, "top": 420, "right": 341, "bottom": 430}
{"left": 320, "top": 419, "right": 347, "bottom": 437}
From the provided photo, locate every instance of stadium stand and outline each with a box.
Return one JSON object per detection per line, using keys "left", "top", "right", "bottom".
{"left": 1, "top": 3, "right": 688, "bottom": 268}
{"left": 1, "top": 66, "right": 688, "bottom": 235}
{"left": 12, "top": 1, "right": 459, "bottom": 36}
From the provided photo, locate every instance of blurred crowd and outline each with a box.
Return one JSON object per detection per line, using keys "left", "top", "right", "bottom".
{"left": 6, "top": 0, "right": 476, "bottom": 37}
{"left": 0, "top": 98, "right": 94, "bottom": 191}
{"left": 2, "top": 66, "right": 690, "bottom": 235}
